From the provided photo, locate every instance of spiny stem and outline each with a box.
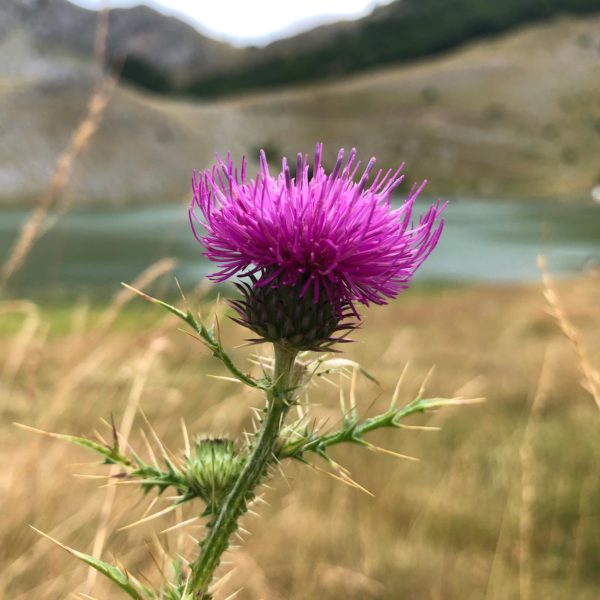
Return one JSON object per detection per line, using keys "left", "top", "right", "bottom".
{"left": 189, "top": 344, "right": 297, "bottom": 598}
{"left": 280, "top": 396, "right": 480, "bottom": 459}
{"left": 121, "top": 284, "right": 267, "bottom": 389}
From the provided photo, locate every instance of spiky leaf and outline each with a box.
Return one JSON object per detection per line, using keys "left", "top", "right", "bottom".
{"left": 32, "top": 527, "right": 148, "bottom": 599}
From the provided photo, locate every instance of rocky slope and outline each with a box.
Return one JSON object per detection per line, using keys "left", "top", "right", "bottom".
{"left": 0, "top": 0, "right": 242, "bottom": 85}
{"left": 1, "top": 8, "right": 599, "bottom": 205}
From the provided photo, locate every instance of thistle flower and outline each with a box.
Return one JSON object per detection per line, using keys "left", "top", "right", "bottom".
{"left": 190, "top": 144, "right": 445, "bottom": 350}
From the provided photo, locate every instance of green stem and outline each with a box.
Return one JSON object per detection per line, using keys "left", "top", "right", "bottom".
{"left": 280, "top": 396, "right": 460, "bottom": 460}
{"left": 189, "top": 344, "right": 297, "bottom": 598}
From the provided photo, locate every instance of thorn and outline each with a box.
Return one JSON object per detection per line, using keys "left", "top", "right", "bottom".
{"left": 339, "top": 373, "right": 347, "bottom": 417}
{"left": 178, "top": 327, "right": 208, "bottom": 345}
{"left": 276, "top": 463, "right": 292, "bottom": 491}
{"left": 98, "top": 479, "right": 141, "bottom": 488}
{"left": 398, "top": 423, "right": 441, "bottom": 431}
{"left": 214, "top": 312, "right": 223, "bottom": 344}
{"left": 208, "top": 568, "right": 238, "bottom": 593}
{"left": 349, "top": 368, "right": 358, "bottom": 421}
{"left": 141, "top": 496, "right": 160, "bottom": 520}
{"left": 140, "top": 429, "right": 160, "bottom": 469}
{"left": 120, "top": 282, "right": 154, "bottom": 303}
{"left": 391, "top": 362, "right": 410, "bottom": 409}
{"left": 139, "top": 409, "right": 180, "bottom": 467}
{"left": 159, "top": 516, "right": 200, "bottom": 534}
{"left": 144, "top": 538, "right": 166, "bottom": 579}
{"left": 253, "top": 495, "right": 270, "bottom": 507}
{"left": 110, "top": 412, "right": 119, "bottom": 451}
{"left": 181, "top": 417, "right": 191, "bottom": 457}
{"left": 117, "top": 503, "right": 178, "bottom": 532}
{"left": 206, "top": 374, "right": 242, "bottom": 383}
{"left": 366, "top": 443, "right": 420, "bottom": 462}
{"left": 12, "top": 422, "right": 58, "bottom": 439}
{"left": 309, "top": 463, "right": 375, "bottom": 497}
{"left": 233, "top": 340, "right": 260, "bottom": 349}
{"left": 418, "top": 365, "right": 436, "bottom": 399}
{"left": 174, "top": 277, "right": 189, "bottom": 309}
{"left": 93, "top": 429, "right": 110, "bottom": 448}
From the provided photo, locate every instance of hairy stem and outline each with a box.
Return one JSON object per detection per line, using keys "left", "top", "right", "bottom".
{"left": 190, "top": 344, "right": 297, "bottom": 598}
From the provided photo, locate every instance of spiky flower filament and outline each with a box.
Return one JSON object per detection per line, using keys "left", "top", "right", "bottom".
{"left": 190, "top": 144, "right": 445, "bottom": 313}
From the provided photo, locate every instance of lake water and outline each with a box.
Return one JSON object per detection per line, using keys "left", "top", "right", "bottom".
{"left": 1, "top": 199, "right": 599, "bottom": 299}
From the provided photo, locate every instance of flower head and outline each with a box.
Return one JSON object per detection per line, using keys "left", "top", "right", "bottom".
{"left": 190, "top": 144, "right": 445, "bottom": 350}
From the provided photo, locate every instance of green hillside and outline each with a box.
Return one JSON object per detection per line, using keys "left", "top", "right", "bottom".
{"left": 116, "top": 0, "right": 600, "bottom": 98}
{"left": 2, "top": 15, "right": 599, "bottom": 205}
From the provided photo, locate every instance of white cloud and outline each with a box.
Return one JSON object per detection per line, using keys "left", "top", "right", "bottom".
{"left": 70, "top": 0, "right": 392, "bottom": 45}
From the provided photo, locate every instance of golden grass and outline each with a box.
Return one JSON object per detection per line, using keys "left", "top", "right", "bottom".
{"left": 539, "top": 256, "right": 600, "bottom": 410}
{"left": 1, "top": 11, "right": 598, "bottom": 589}
{"left": 1, "top": 275, "right": 598, "bottom": 599}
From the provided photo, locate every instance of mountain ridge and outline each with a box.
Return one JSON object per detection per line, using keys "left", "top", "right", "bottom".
{"left": 0, "top": 0, "right": 243, "bottom": 85}
{"left": 1, "top": 3, "right": 599, "bottom": 206}
{"left": 118, "top": 0, "right": 600, "bottom": 97}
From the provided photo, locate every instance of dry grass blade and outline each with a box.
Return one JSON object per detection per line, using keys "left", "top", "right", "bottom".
{"left": 85, "top": 337, "right": 168, "bottom": 592}
{"left": 519, "top": 350, "right": 552, "bottom": 600}
{"left": 538, "top": 255, "right": 600, "bottom": 410}
{"left": 0, "top": 3, "right": 115, "bottom": 291}
{"left": 0, "top": 77, "right": 116, "bottom": 290}
{"left": 2, "top": 302, "right": 40, "bottom": 379}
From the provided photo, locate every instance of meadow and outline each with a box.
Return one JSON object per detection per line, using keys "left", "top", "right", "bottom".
{"left": 1, "top": 270, "right": 598, "bottom": 599}
{"left": 1, "top": 5, "right": 599, "bottom": 597}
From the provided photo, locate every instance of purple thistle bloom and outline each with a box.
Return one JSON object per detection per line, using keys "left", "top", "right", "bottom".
{"left": 189, "top": 143, "right": 445, "bottom": 312}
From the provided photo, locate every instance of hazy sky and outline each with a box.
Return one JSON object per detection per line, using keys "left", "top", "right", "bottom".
{"left": 70, "top": 0, "right": 392, "bottom": 46}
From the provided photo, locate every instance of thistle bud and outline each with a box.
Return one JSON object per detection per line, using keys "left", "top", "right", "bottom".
{"left": 230, "top": 276, "right": 353, "bottom": 351}
{"left": 185, "top": 438, "right": 243, "bottom": 513}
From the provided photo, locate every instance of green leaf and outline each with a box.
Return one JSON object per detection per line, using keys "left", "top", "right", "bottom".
{"left": 121, "top": 282, "right": 263, "bottom": 390}
{"left": 121, "top": 282, "right": 188, "bottom": 321}
{"left": 31, "top": 527, "right": 147, "bottom": 599}
{"left": 395, "top": 396, "right": 485, "bottom": 420}
{"left": 52, "top": 432, "right": 135, "bottom": 469}
{"left": 14, "top": 424, "right": 131, "bottom": 466}
{"left": 58, "top": 433, "right": 119, "bottom": 460}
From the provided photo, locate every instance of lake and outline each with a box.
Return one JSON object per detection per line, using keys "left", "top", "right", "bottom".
{"left": 1, "top": 199, "right": 599, "bottom": 299}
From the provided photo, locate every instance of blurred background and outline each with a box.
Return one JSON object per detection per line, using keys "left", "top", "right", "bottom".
{"left": 0, "top": 0, "right": 599, "bottom": 598}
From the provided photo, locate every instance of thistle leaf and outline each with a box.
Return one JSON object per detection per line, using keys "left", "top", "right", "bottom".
{"left": 14, "top": 424, "right": 131, "bottom": 466}
{"left": 31, "top": 527, "right": 148, "bottom": 599}
{"left": 56, "top": 433, "right": 130, "bottom": 464}
{"left": 395, "top": 396, "right": 485, "bottom": 420}
{"left": 121, "top": 282, "right": 188, "bottom": 321}
{"left": 279, "top": 392, "right": 484, "bottom": 461}
{"left": 121, "top": 283, "right": 264, "bottom": 389}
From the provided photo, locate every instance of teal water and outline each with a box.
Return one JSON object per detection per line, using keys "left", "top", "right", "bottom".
{"left": 1, "top": 199, "right": 598, "bottom": 299}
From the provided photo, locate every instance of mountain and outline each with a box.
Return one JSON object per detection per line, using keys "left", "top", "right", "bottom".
{"left": 0, "top": 0, "right": 242, "bottom": 86}
{"left": 1, "top": 1, "right": 599, "bottom": 205}
{"left": 128, "top": 0, "right": 600, "bottom": 97}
